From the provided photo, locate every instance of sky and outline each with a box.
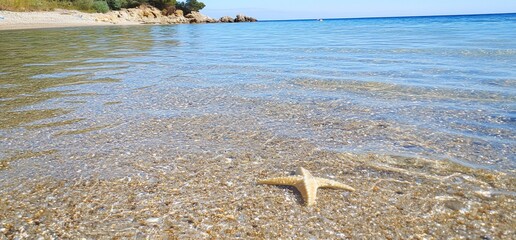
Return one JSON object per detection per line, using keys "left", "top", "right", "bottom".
{"left": 200, "top": 0, "right": 516, "bottom": 20}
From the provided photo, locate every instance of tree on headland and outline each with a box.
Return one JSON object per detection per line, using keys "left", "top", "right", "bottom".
{"left": 175, "top": 0, "right": 205, "bottom": 14}
{"left": 121, "top": 0, "right": 204, "bottom": 12}
{"left": 122, "top": 0, "right": 177, "bottom": 9}
{"left": 106, "top": 0, "right": 127, "bottom": 10}
{"left": 123, "top": 0, "right": 204, "bottom": 13}
{"left": 150, "top": 0, "right": 177, "bottom": 10}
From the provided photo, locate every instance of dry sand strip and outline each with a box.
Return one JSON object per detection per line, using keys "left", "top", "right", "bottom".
{"left": 0, "top": 10, "right": 139, "bottom": 31}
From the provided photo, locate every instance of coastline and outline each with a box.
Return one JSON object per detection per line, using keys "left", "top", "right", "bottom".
{"left": 0, "top": 7, "right": 257, "bottom": 31}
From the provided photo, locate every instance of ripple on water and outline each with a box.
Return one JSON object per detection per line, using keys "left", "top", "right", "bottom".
{"left": 0, "top": 14, "right": 515, "bottom": 238}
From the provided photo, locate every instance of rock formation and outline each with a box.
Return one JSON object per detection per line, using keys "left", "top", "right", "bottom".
{"left": 95, "top": 5, "right": 189, "bottom": 24}
{"left": 219, "top": 14, "right": 257, "bottom": 23}
{"left": 219, "top": 16, "right": 234, "bottom": 23}
{"left": 234, "top": 14, "right": 257, "bottom": 22}
{"left": 184, "top": 11, "right": 217, "bottom": 23}
{"left": 94, "top": 5, "right": 256, "bottom": 25}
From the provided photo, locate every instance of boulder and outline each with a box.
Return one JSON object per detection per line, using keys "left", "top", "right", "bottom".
{"left": 234, "top": 14, "right": 257, "bottom": 22}
{"left": 185, "top": 11, "right": 217, "bottom": 23}
{"left": 137, "top": 4, "right": 161, "bottom": 19}
{"left": 166, "top": 16, "right": 190, "bottom": 24}
{"left": 219, "top": 16, "right": 234, "bottom": 23}
{"left": 96, "top": 14, "right": 118, "bottom": 23}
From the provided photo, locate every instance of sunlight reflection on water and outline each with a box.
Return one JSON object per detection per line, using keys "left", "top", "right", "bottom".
{"left": 0, "top": 15, "right": 515, "bottom": 173}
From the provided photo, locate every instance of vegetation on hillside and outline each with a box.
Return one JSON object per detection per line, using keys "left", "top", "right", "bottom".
{"left": 0, "top": 0, "right": 205, "bottom": 13}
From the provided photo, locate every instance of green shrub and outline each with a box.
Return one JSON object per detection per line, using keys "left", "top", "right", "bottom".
{"left": 74, "top": 0, "right": 94, "bottom": 11}
{"left": 186, "top": 0, "right": 204, "bottom": 12}
{"left": 124, "top": 0, "right": 147, "bottom": 8}
{"left": 92, "top": 0, "right": 109, "bottom": 12}
{"left": 0, "top": 0, "right": 63, "bottom": 11}
{"left": 175, "top": 0, "right": 204, "bottom": 14}
{"left": 146, "top": 0, "right": 175, "bottom": 9}
{"left": 106, "top": 0, "right": 127, "bottom": 10}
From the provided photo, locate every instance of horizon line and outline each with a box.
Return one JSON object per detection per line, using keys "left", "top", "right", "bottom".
{"left": 256, "top": 12, "right": 516, "bottom": 22}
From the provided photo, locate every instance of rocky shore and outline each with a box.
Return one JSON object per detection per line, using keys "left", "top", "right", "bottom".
{"left": 96, "top": 5, "right": 256, "bottom": 24}
{"left": 0, "top": 6, "right": 257, "bottom": 30}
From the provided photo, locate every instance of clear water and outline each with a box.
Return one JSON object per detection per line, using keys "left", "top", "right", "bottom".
{"left": 1, "top": 13, "right": 515, "bottom": 173}
{"left": 1, "top": 13, "right": 516, "bottom": 239}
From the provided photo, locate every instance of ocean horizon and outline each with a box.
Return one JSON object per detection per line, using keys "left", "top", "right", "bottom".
{"left": 258, "top": 12, "right": 516, "bottom": 22}
{"left": 0, "top": 12, "right": 515, "bottom": 238}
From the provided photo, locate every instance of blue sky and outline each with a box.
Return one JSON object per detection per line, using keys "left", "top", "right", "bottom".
{"left": 201, "top": 0, "right": 516, "bottom": 20}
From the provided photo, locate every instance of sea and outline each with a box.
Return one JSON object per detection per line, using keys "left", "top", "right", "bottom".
{"left": 2, "top": 13, "right": 514, "bottom": 171}
{"left": 0, "top": 13, "right": 515, "bottom": 238}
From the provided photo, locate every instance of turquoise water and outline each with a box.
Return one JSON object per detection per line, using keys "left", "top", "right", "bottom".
{"left": 0, "top": 14, "right": 515, "bottom": 174}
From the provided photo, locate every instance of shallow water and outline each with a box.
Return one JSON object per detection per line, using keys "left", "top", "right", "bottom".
{"left": 0, "top": 14, "right": 515, "bottom": 238}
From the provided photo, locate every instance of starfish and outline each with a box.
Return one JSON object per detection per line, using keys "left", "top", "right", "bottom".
{"left": 258, "top": 167, "right": 355, "bottom": 206}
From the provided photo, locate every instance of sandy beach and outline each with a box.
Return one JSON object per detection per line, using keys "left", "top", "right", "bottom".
{"left": 0, "top": 10, "right": 138, "bottom": 30}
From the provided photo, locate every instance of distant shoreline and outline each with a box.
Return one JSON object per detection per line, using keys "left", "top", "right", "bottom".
{"left": 3, "top": 9, "right": 510, "bottom": 31}
{"left": 259, "top": 12, "right": 516, "bottom": 22}
{"left": 0, "top": 7, "right": 257, "bottom": 31}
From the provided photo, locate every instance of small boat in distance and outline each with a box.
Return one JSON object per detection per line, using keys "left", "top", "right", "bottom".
{"left": 317, "top": 18, "right": 323, "bottom": 21}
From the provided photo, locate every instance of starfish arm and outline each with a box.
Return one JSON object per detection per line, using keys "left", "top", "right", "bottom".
{"left": 315, "top": 177, "right": 355, "bottom": 192}
{"left": 297, "top": 167, "right": 313, "bottom": 178}
{"left": 257, "top": 176, "right": 303, "bottom": 186}
{"left": 295, "top": 180, "right": 318, "bottom": 206}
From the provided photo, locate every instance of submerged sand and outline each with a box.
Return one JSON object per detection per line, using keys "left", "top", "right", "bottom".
{"left": 0, "top": 115, "right": 514, "bottom": 238}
